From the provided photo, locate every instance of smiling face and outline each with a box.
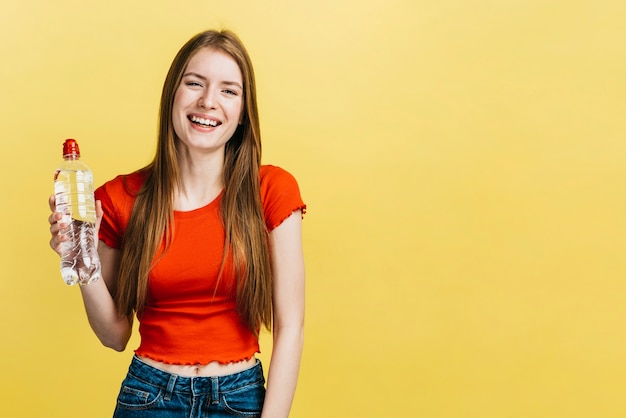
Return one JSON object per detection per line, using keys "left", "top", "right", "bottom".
{"left": 172, "top": 47, "right": 244, "bottom": 157}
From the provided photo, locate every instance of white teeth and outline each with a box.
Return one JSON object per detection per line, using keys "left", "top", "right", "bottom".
{"left": 191, "top": 115, "right": 218, "bottom": 127}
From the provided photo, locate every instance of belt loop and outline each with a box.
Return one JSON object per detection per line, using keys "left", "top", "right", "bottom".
{"left": 211, "top": 377, "right": 219, "bottom": 405}
{"left": 164, "top": 374, "right": 177, "bottom": 401}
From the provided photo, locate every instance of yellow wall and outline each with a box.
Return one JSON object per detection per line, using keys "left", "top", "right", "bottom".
{"left": 1, "top": 0, "right": 625, "bottom": 416}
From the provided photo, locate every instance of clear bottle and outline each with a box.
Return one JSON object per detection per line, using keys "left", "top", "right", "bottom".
{"left": 54, "top": 139, "right": 101, "bottom": 286}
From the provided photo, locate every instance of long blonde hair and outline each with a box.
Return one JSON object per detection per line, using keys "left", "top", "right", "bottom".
{"left": 116, "top": 30, "right": 272, "bottom": 335}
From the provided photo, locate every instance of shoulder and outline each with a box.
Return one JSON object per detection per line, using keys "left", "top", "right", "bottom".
{"left": 260, "top": 164, "right": 298, "bottom": 187}
{"left": 95, "top": 169, "right": 148, "bottom": 200}
{"left": 259, "top": 164, "right": 303, "bottom": 202}
{"left": 95, "top": 169, "right": 148, "bottom": 218}
{"left": 94, "top": 169, "right": 148, "bottom": 248}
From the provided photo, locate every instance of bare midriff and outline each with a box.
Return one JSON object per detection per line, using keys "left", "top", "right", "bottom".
{"left": 137, "top": 355, "right": 257, "bottom": 377}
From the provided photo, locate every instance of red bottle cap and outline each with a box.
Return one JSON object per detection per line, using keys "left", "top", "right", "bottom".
{"left": 63, "top": 138, "right": 80, "bottom": 157}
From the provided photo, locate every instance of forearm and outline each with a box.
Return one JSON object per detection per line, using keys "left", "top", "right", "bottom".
{"left": 261, "top": 325, "right": 304, "bottom": 418}
{"left": 79, "top": 278, "right": 132, "bottom": 351}
{"left": 263, "top": 212, "right": 306, "bottom": 417}
{"left": 50, "top": 198, "right": 131, "bottom": 350}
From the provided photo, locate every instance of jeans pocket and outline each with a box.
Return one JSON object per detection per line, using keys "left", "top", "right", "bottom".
{"left": 221, "top": 382, "right": 265, "bottom": 417}
{"left": 116, "top": 374, "right": 164, "bottom": 411}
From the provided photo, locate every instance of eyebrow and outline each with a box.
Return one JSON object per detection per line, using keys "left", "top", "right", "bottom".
{"left": 183, "top": 72, "right": 243, "bottom": 90}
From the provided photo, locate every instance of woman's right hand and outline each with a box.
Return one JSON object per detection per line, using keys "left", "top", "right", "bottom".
{"left": 48, "top": 195, "right": 103, "bottom": 257}
{"left": 48, "top": 195, "right": 66, "bottom": 257}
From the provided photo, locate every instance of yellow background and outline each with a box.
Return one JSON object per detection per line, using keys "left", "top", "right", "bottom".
{"left": 1, "top": 0, "right": 625, "bottom": 416}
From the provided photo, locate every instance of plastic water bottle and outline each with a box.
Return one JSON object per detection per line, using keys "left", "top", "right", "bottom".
{"left": 54, "top": 139, "right": 101, "bottom": 286}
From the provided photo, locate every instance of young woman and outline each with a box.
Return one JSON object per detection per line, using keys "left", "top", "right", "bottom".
{"left": 48, "top": 30, "right": 306, "bottom": 417}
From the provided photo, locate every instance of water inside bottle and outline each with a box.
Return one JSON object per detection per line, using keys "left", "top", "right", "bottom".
{"left": 54, "top": 170, "right": 96, "bottom": 223}
{"left": 59, "top": 219, "right": 101, "bottom": 285}
{"left": 55, "top": 168, "right": 101, "bottom": 285}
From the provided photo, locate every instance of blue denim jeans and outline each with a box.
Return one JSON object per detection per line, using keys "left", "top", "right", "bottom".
{"left": 112, "top": 356, "right": 265, "bottom": 417}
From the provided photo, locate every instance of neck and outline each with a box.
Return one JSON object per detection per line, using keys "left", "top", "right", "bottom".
{"left": 174, "top": 149, "right": 225, "bottom": 211}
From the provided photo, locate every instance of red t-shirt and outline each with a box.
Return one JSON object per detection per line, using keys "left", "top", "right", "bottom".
{"left": 94, "top": 165, "right": 306, "bottom": 364}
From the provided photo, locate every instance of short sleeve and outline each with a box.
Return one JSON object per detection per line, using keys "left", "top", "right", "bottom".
{"left": 94, "top": 181, "right": 122, "bottom": 249}
{"left": 260, "top": 165, "right": 306, "bottom": 231}
{"left": 94, "top": 171, "right": 145, "bottom": 249}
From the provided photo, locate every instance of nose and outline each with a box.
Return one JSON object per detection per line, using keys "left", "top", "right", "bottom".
{"left": 198, "top": 87, "right": 216, "bottom": 109}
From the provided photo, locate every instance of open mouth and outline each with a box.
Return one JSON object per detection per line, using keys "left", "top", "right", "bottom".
{"left": 189, "top": 115, "right": 221, "bottom": 128}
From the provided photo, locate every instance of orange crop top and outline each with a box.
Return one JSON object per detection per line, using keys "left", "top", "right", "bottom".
{"left": 94, "top": 165, "right": 306, "bottom": 365}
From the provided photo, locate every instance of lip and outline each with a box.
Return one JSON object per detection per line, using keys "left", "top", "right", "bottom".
{"left": 187, "top": 113, "right": 222, "bottom": 130}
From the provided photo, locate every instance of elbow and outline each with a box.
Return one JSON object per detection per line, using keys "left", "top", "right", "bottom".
{"left": 92, "top": 317, "right": 132, "bottom": 352}
{"left": 98, "top": 328, "right": 131, "bottom": 352}
{"left": 101, "top": 338, "right": 128, "bottom": 352}
{"left": 273, "top": 322, "right": 305, "bottom": 347}
{"left": 108, "top": 342, "right": 127, "bottom": 352}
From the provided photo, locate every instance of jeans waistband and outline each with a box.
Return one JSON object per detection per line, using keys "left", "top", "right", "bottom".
{"left": 127, "top": 355, "right": 264, "bottom": 396}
